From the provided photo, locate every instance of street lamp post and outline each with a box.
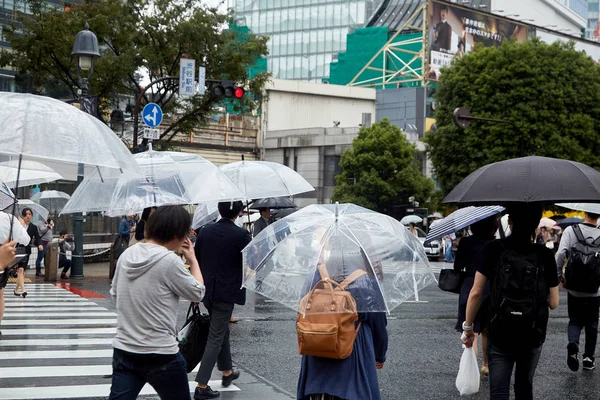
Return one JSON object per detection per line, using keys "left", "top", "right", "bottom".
{"left": 70, "top": 23, "right": 100, "bottom": 279}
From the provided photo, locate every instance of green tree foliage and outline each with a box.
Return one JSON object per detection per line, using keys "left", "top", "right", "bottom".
{"left": 425, "top": 38, "right": 600, "bottom": 195}
{"left": 332, "top": 118, "right": 434, "bottom": 212}
{"left": 0, "top": 0, "right": 269, "bottom": 143}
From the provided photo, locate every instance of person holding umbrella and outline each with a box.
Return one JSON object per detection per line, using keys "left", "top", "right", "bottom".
{"left": 462, "top": 204, "right": 559, "bottom": 400}
{"left": 253, "top": 208, "right": 270, "bottom": 237}
{"left": 14, "top": 208, "right": 43, "bottom": 297}
{"left": 34, "top": 212, "right": 53, "bottom": 277}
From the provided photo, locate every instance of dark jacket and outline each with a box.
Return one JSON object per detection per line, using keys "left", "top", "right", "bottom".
{"left": 195, "top": 219, "right": 252, "bottom": 305}
{"left": 23, "top": 223, "right": 41, "bottom": 255}
{"left": 253, "top": 217, "right": 269, "bottom": 237}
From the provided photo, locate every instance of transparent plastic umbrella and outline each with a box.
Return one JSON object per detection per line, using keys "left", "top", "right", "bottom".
{"left": 31, "top": 190, "right": 70, "bottom": 214}
{"left": 242, "top": 203, "right": 436, "bottom": 314}
{"left": 192, "top": 202, "right": 219, "bottom": 230}
{"left": 400, "top": 215, "right": 423, "bottom": 225}
{"left": 220, "top": 160, "right": 315, "bottom": 200}
{"left": 0, "top": 93, "right": 139, "bottom": 175}
{"left": 0, "top": 160, "right": 63, "bottom": 187}
{"left": 61, "top": 149, "right": 245, "bottom": 216}
{"left": 16, "top": 199, "right": 50, "bottom": 224}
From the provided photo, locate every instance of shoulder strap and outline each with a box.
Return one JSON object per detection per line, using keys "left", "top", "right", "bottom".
{"left": 592, "top": 233, "right": 600, "bottom": 247}
{"left": 339, "top": 270, "right": 368, "bottom": 290}
{"left": 573, "top": 224, "right": 586, "bottom": 243}
{"left": 317, "top": 263, "right": 330, "bottom": 279}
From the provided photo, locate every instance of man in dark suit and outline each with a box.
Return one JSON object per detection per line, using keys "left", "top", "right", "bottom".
{"left": 434, "top": 6, "right": 452, "bottom": 52}
{"left": 194, "top": 201, "right": 252, "bottom": 400}
{"left": 252, "top": 208, "right": 270, "bottom": 237}
{"left": 14, "top": 208, "right": 42, "bottom": 297}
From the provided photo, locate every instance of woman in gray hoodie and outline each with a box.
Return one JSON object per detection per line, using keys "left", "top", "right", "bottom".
{"left": 109, "top": 206, "right": 205, "bottom": 400}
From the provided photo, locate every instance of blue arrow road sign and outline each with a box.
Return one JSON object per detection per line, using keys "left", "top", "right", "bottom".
{"left": 142, "top": 103, "right": 163, "bottom": 128}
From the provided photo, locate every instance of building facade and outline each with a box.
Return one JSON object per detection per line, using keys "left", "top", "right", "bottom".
{"left": 232, "top": 0, "right": 383, "bottom": 81}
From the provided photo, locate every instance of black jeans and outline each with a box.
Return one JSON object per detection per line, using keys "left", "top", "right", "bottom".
{"left": 568, "top": 294, "right": 600, "bottom": 359}
{"left": 108, "top": 348, "right": 190, "bottom": 400}
{"left": 195, "top": 300, "right": 235, "bottom": 385}
{"left": 488, "top": 344, "right": 542, "bottom": 400}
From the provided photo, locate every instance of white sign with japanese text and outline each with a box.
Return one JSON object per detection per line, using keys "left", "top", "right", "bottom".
{"left": 143, "top": 128, "right": 161, "bottom": 140}
{"left": 179, "top": 58, "right": 196, "bottom": 98}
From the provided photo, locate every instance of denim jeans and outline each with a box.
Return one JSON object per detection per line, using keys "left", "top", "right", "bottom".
{"left": 488, "top": 344, "right": 542, "bottom": 400}
{"left": 35, "top": 244, "right": 47, "bottom": 273}
{"left": 108, "top": 348, "right": 190, "bottom": 400}
{"left": 567, "top": 294, "right": 600, "bottom": 359}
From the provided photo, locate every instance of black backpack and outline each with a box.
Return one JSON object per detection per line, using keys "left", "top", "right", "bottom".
{"left": 489, "top": 244, "right": 549, "bottom": 348}
{"left": 564, "top": 225, "right": 600, "bottom": 294}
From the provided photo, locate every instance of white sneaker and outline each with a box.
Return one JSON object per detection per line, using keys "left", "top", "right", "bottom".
{"left": 583, "top": 357, "right": 596, "bottom": 371}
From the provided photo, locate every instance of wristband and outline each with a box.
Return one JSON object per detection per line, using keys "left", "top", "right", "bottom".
{"left": 462, "top": 321, "right": 473, "bottom": 331}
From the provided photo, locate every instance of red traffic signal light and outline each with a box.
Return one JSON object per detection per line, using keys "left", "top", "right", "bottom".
{"left": 209, "top": 80, "right": 245, "bottom": 99}
{"left": 234, "top": 87, "right": 245, "bottom": 99}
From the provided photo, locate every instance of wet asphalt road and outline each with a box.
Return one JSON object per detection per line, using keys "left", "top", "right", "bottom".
{"left": 84, "top": 261, "right": 598, "bottom": 400}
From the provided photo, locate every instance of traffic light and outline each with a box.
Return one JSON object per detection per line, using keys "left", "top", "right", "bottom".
{"left": 209, "top": 80, "right": 245, "bottom": 99}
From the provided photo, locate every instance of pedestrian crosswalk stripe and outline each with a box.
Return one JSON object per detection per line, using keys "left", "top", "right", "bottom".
{"left": 2, "top": 318, "right": 117, "bottom": 326}
{"left": 3, "top": 306, "right": 107, "bottom": 312}
{"left": 4, "top": 302, "right": 100, "bottom": 307}
{"left": 0, "top": 381, "right": 239, "bottom": 400}
{"left": 0, "top": 349, "right": 114, "bottom": 360}
{"left": 0, "top": 284, "right": 241, "bottom": 398}
{"left": 3, "top": 311, "right": 116, "bottom": 317}
{"left": 0, "top": 328, "right": 117, "bottom": 336}
{"left": 0, "top": 338, "right": 114, "bottom": 347}
{"left": 5, "top": 278, "right": 32, "bottom": 283}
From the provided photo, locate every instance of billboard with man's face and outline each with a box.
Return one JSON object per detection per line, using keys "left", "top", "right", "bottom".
{"left": 427, "top": 0, "right": 529, "bottom": 81}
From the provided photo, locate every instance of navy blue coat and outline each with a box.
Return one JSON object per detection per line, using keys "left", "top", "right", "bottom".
{"left": 195, "top": 219, "right": 252, "bottom": 305}
{"left": 297, "top": 273, "right": 388, "bottom": 400}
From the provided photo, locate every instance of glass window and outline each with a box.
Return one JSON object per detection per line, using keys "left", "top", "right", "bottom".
{"left": 273, "top": 9, "right": 281, "bottom": 32}
{"left": 302, "top": 56, "right": 309, "bottom": 79}
{"left": 272, "top": 57, "right": 280, "bottom": 79}
{"left": 280, "top": 8, "right": 288, "bottom": 31}
{"left": 356, "top": 1, "right": 366, "bottom": 25}
{"left": 333, "top": 3, "right": 342, "bottom": 26}
{"left": 288, "top": 7, "right": 295, "bottom": 30}
{"left": 325, "top": 29, "right": 333, "bottom": 52}
{"left": 317, "top": 54, "right": 325, "bottom": 77}
{"left": 251, "top": 11, "right": 259, "bottom": 30}
{"left": 309, "top": 30, "right": 317, "bottom": 53}
{"left": 266, "top": 10, "right": 273, "bottom": 32}
{"left": 267, "top": 0, "right": 274, "bottom": 8}
{"left": 294, "top": 56, "right": 301, "bottom": 79}
{"left": 302, "top": 31, "right": 309, "bottom": 54}
{"left": 272, "top": 35, "right": 280, "bottom": 56}
{"left": 308, "top": 54, "right": 317, "bottom": 79}
{"left": 258, "top": 12, "right": 266, "bottom": 33}
{"left": 287, "top": 32, "right": 295, "bottom": 54}
{"left": 279, "top": 57, "right": 287, "bottom": 79}
{"left": 341, "top": 3, "right": 350, "bottom": 26}
{"left": 318, "top": 5, "right": 326, "bottom": 28}
{"left": 325, "top": 4, "right": 334, "bottom": 26}
{"left": 310, "top": 6, "right": 318, "bottom": 30}
{"left": 317, "top": 30, "right": 325, "bottom": 53}
{"left": 303, "top": 6, "right": 310, "bottom": 30}
{"left": 281, "top": 0, "right": 288, "bottom": 7}
{"left": 295, "top": 31, "right": 302, "bottom": 54}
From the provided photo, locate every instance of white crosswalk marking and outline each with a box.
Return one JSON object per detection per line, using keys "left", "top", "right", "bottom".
{"left": 0, "top": 284, "right": 239, "bottom": 399}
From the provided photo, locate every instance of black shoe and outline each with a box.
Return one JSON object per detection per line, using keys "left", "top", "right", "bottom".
{"left": 583, "top": 357, "right": 596, "bottom": 371}
{"left": 568, "top": 342, "right": 580, "bottom": 372}
{"left": 21, "top": 292, "right": 27, "bottom": 298}
{"left": 221, "top": 369, "right": 240, "bottom": 387}
{"left": 194, "top": 386, "right": 220, "bottom": 399}
{"left": 35, "top": 272, "right": 43, "bottom": 277}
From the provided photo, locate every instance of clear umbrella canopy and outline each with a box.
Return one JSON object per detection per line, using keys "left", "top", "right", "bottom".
{"left": 0, "top": 93, "right": 139, "bottom": 176}
{"left": 17, "top": 199, "right": 50, "bottom": 223}
{"left": 0, "top": 160, "right": 63, "bottom": 187}
{"left": 61, "top": 150, "right": 245, "bottom": 216}
{"left": 220, "top": 160, "right": 315, "bottom": 200}
{"left": 192, "top": 202, "right": 219, "bottom": 230}
{"left": 31, "top": 190, "right": 70, "bottom": 214}
{"left": 242, "top": 203, "right": 436, "bottom": 314}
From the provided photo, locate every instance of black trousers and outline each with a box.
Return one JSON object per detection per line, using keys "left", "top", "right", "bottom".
{"left": 195, "top": 300, "right": 235, "bottom": 385}
{"left": 568, "top": 294, "right": 600, "bottom": 359}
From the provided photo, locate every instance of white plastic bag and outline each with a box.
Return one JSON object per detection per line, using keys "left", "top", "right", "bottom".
{"left": 455, "top": 346, "right": 480, "bottom": 396}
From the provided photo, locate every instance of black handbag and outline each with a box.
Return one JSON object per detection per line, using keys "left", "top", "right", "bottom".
{"left": 178, "top": 303, "right": 210, "bottom": 373}
{"left": 438, "top": 269, "right": 464, "bottom": 294}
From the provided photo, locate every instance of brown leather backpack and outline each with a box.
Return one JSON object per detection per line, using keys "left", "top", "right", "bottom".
{"left": 296, "top": 264, "right": 367, "bottom": 359}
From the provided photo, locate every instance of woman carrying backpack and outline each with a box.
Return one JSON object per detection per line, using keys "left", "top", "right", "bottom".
{"left": 462, "top": 204, "right": 559, "bottom": 400}
{"left": 454, "top": 215, "right": 498, "bottom": 378}
{"left": 296, "top": 251, "right": 388, "bottom": 400}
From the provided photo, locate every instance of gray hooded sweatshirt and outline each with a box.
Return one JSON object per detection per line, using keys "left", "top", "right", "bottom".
{"left": 110, "top": 242, "right": 205, "bottom": 354}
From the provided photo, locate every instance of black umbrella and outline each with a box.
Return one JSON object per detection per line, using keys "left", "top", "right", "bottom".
{"left": 251, "top": 197, "right": 296, "bottom": 209}
{"left": 272, "top": 207, "right": 299, "bottom": 219}
{"left": 556, "top": 217, "right": 584, "bottom": 229}
{"left": 443, "top": 156, "right": 600, "bottom": 205}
